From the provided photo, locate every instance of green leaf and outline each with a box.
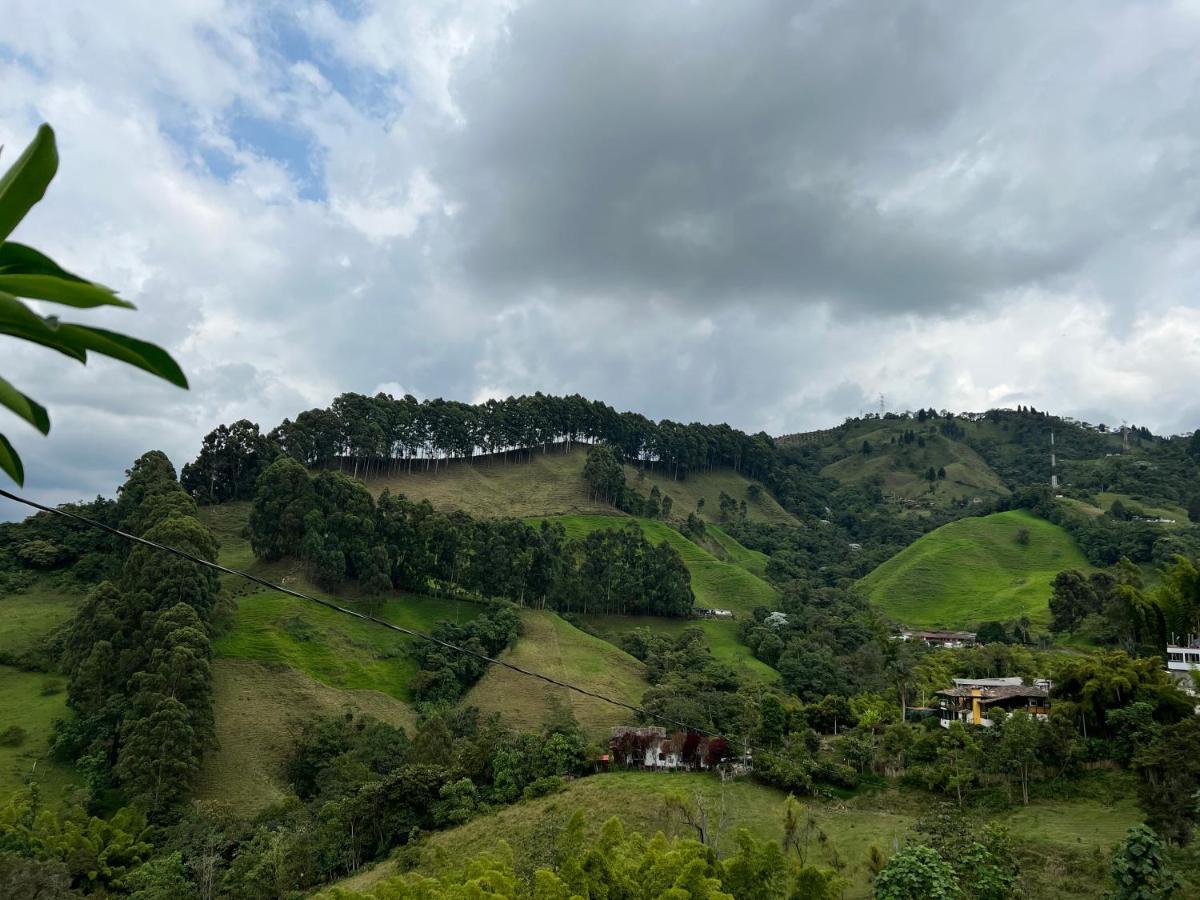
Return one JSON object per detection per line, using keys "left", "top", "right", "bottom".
{"left": 0, "top": 375, "right": 50, "bottom": 434}
{"left": 0, "top": 433, "right": 23, "bottom": 485}
{"left": 0, "top": 124, "right": 58, "bottom": 242}
{"left": 0, "top": 291, "right": 87, "bottom": 361}
{"left": 0, "top": 274, "right": 134, "bottom": 309}
{"left": 55, "top": 325, "right": 188, "bottom": 389}
{"left": 0, "top": 242, "right": 88, "bottom": 280}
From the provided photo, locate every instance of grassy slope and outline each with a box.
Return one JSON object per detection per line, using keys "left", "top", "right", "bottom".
{"left": 622, "top": 464, "right": 799, "bottom": 526}
{"left": 361, "top": 448, "right": 613, "bottom": 518}
{"left": 582, "top": 615, "right": 778, "bottom": 683}
{"left": 0, "top": 577, "right": 83, "bottom": 803}
{"left": 359, "top": 446, "right": 798, "bottom": 528}
{"left": 214, "top": 591, "right": 481, "bottom": 701}
{"left": 534, "top": 515, "right": 777, "bottom": 616}
{"left": 0, "top": 666, "right": 78, "bottom": 803}
{"left": 462, "top": 610, "right": 649, "bottom": 740}
{"left": 860, "top": 510, "right": 1091, "bottom": 629}
{"left": 195, "top": 658, "right": 415, "bottom": 815}
{"left": 0, "top": 581, "right": 80, "bottom": 658}
{"left": 1096, "top": 492, "right": 1190, "bottom": 524}
{"left": 329, "top": 771, "right": 1141, "bottom": 900}
{"left": 530, "top": 515, "right": 779, "bottom": 680}
{"left": 813, "top": 420, "right": 1010, "bottom": 509}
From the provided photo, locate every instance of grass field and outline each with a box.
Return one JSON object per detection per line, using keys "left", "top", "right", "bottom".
{"left": 860, "top": 510, "right": 1090, "bottom": 629}
{"left": 582, "top": 615, "right": 778, "bottom": 683}
{"left": 215, "top": 591, "right": 481, "bottom": 701}
{"left": 357, "top": 446, "right": 798, "bottom": 528}
{"left": 329, "top": 771, "right": 1140, "bottom": 899}
{"left": 532, "top": 515, "right": 777, "bottom": 616}
{"left": 360, "top": 448, "right": 614, "bottom": 518}
{"left": 816, "top": 422, "right": 1010, "bottom": 510}
{"left": 0, "top": 580, "right": 81, "bottom": 659}
{"left": 1096, "top": 492, "right": 1190, "bottom": 524}
{"left": 0, "top": 666, "right": 78, "bottom": 804}
{"left": 195, "top": 658, "right": 416, "bottom": 815}
{"left": 462, "top": 610, "right": 649, "bottom": 739}
{"left": 622, "top": 465, "right": 799, "bottom": 526}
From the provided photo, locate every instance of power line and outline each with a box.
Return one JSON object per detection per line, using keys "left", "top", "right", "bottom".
{"left": 0, "top": 487, "right": 720, "bottom": 739}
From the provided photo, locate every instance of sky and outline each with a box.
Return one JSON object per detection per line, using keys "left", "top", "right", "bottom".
{"left": 3, "top": 0, "right": 1200, "bottom": 509}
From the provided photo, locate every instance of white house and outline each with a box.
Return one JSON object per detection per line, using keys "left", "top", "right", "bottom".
{"left": 1166, "top": 644, "right": 1200, "bottom": 674}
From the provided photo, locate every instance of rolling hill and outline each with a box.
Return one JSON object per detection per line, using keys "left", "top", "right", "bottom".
{"left": 859, "top": 509, "right": 1091, "bottom": 629}
{"left": 462, "top": 610, "right": 650, "bottom": 738}
{"left": 324, "top": 770, "right": 1141, "bottom": 900}
{"left": 361, "top": 445, "right": 797, "bottom": 527}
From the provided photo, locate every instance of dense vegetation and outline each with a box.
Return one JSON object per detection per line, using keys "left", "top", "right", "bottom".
{"left": 249, "top": 457, "right": 695, "bottom": 617}
{"left": 52, "top": 452, "right": 219, "bottom": 819}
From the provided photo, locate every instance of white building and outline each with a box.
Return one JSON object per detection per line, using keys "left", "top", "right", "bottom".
{"left": 1166, "top": 644, "right": 1200, "bottom": 673}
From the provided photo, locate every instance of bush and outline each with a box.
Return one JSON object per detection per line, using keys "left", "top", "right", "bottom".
{"left": 0, "top": 726, "right": 27, "bottom": 747}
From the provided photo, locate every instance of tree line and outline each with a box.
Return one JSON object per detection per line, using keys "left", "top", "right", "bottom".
{"left": 54, "top": 451, "right": 219, "bottom": 819}
{"left": 265, "top": 391, "right": 777, "bottom": 482}
{"left": 249, "top": 457, "right": 695, "bottom": 617}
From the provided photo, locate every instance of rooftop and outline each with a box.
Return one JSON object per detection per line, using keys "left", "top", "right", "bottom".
{"left": 937, "top": 684, "right": 1049, "bottom": 702}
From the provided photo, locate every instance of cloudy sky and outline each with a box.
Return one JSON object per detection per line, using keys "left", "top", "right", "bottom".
{"left": 4, "top": 0, "right": 1200, "bottom": 509}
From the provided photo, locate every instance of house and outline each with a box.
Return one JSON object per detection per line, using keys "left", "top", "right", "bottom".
{"left": 899, "top": 630, "right": 977, "bottom": 648}
{"left": 1166, "top": 642, "right": 1200, "bottom": 674}
{"left": 609, "top": 727, "right": 729, "bottom": 771}
{"left": 764, "top": 611, "right": 789, "bottom": 627}
{"left": 937, "top": 677, "right": 1050, "bottom": 728}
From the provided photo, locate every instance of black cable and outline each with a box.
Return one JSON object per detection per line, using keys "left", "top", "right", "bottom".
{"left": 0, "top": 488, "right": 720, "bottom": 739}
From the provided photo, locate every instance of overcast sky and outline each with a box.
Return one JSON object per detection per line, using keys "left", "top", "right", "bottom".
{"left": 3, "top": 0, "right": 1200, "bottom": 510}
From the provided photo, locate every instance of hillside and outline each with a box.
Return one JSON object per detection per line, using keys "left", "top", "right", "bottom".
{"left": 195, "top": 659, "right": 416, "bottom": 815}
{"left": 781, "top": 416, "right": 1010, "bottom": 509}
{"left": 462, "top": 610, "right": 650, "bottom": 739}
{"left": 0, "top": 583, "right": 83, "bottom": 803}
{"left": 860, "top": 509, "right": 1091, "bottom": 629}
{"left": 327, "top": 770, "right": 1140, "bottom": 900}
{"left": 361, "top": 446, "right": 797, "bottom": 526}
{"left": 533, "top": 515, "right": 778, "bottom": 616}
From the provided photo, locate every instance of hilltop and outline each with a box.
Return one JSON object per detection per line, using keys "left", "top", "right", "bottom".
{"left": 361, "top": 444, "right": 796, "bottom": 526}
{"left": 859, "top": 509, "right": 1092, "bottom": 629}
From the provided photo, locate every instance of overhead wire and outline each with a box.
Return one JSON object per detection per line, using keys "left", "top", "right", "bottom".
{"left": 0, "top": 487, "right": 722, "bottom": 739}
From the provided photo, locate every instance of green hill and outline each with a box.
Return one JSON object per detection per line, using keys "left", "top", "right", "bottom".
{"left": 326, "top": 770, "right": 1139, "bottom": 900}
{"left": 462, "top": 610, "right": 650, "bottom": 739}
{"left": 361, "top": 446, "right": 797, "bottom": 527}
{"left": 813, "top": 421, "right": 1010, "bottom": 510}
{"left": 860, "top": 510, "right": 1090, "bottom": 629}
{"left": 532, "top": 515, "right": 777, "bottom": 616}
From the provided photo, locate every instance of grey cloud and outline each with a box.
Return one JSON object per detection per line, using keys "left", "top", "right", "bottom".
{"left": 436, "top": 0, "right": 1200, "bottom": 318}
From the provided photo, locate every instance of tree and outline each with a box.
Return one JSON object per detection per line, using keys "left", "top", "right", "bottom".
{"left": 934, "top": 723, "right": 981, "bottom": 808}
{"left": 874, "top": 844, "right": 961, "bottom": 900}
{"left": 116, "top": 696, "right": 201, "bottom": 817}
{"left": 249, "top": 457, "right": 315, "bottom": 560}
{"left": 1109, "top": 825, "right": 1180, "bottom": 899}
{"left": 994, "top": 710, "right": 1041, "bottom": 805}
{"left": 0, "top": 124, "right": 187, "bottom": 484}
{"left": 975, "top": 621, "right": 1011, "bottom": 645}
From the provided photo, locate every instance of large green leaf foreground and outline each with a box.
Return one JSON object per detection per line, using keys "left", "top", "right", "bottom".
{"left": 0, "top": 123, "right": 187, "bottom": 484}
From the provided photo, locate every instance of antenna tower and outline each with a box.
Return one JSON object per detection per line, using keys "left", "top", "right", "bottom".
{"left": 879, "top": 393, "right": 885, "bottom": 417}
{"left": 1050, "top": 429, "right": 1058, "bottom": 490}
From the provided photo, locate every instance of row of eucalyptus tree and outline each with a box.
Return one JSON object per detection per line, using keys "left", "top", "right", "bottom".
{"left": 264, "top": 391, "right": 777, "bottom": 482}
